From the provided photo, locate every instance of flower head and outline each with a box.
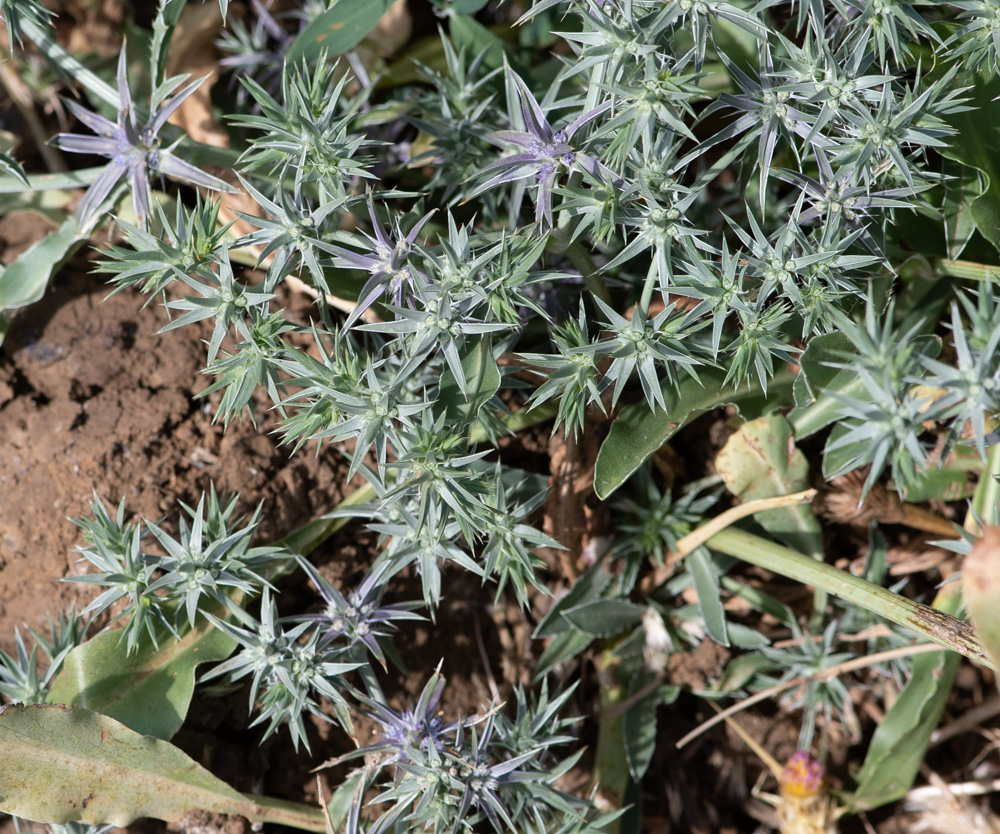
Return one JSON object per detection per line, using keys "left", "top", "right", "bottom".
{"left": 52, "top": 46, "right": 235, "bottom": 230}
{"left": 780, "top": 751, "right": 826, "bottom": 800}
{"left": 467, "top": 69, "right": 617, "bottom": 226}
{"left": 292, "top": 557, "right": 423, "bottom": 665}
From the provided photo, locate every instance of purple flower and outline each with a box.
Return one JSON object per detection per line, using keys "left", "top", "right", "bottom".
{"left": 293, "top": 557, "right": 423, "bottom": 666}
{"left": 325, "top": 193, "right": 434, "bottom": 328}
{"left": 52, "top": 46, "right": 235, "bottom": 230}
{"left": 467, "top": 70, "right": 617, "bottom": 226}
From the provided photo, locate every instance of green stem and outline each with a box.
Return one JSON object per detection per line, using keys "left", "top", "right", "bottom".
{"left": 706, "top": 527, "right": 992, "bottom": 669}
{"left": 930, "top": 257, "right": 1000, "bottom": 283}
{"left": 233, "top": 793, "right": 326, "bottom": 833}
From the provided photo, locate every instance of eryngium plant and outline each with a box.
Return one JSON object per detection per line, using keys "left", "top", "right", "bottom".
{"left": 8, "top": 0, "right": 1000, "bottom": 831}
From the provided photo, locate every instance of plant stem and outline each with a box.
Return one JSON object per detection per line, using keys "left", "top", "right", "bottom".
{"left": 0, "top": 166, "right": 107, "bottom": 194}
{"left": 705, "top": 526, "right": 992, "bottom": 669}
{"left": 932, "top": 257, "right": 1000, "bottom": 283}
{"left": 234, "top": 793, "right": 327, "bottom": 832}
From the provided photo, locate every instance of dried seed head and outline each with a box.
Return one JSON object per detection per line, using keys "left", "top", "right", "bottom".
{"left": 821, "top": 471, "right": 902, "bottom": 525}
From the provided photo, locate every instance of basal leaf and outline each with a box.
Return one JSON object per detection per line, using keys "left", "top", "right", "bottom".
{"left": 47, "top": 616, "right": 236, "bottom": 741}
{"left": 594, "top": 366, "right": 796, "bottom": 499}
{"left": 0, "top": 704, "right": 249, "bottom": 826}
{"left": 0, "top": 216, "right": 85, "bottom": 312}
{"left": 561, "top": 598, "right": 645, "bottom": 638}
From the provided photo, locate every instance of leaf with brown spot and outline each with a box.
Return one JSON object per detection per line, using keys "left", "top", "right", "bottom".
{"left": 286, "top": 0, "right": 395, "bottom": 64}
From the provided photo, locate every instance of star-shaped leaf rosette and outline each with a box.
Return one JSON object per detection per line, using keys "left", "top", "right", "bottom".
{"left": 52, "top": 46, "right": 236, "bottom": 231}
{"left": 467, "top": 68, "right": 617, "bottom": 226}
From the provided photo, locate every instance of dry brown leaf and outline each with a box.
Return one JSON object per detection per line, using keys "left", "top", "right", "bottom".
{"left": 367, "top": 0, "right": 412, "bottom": 56}
{"left": 165, "top": 2, "right": 229, "bottom": 148}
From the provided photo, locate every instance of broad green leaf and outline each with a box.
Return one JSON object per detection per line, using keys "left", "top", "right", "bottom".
{"left": 715, "top": 414, "right": 822, "bottom": 559}
{"left": 726, "top": 622, "right": 769, "bottom": 649}
{"left": 438, "top": 336, "right": 501, "bottom": 423}
{"left": 561, "top": 599, "right": 646, "bottom": 638}
{"left": 789, "top": 332, "right": 940, "bottom": 440}
{"left": 0, "top": 216, "right": 85, "bottom": 312}
{"left": 941, "top": 71, "right": 1000, "bottom": 253}
{"left": 594, "top": 366, "right": 796, "bottom": 499}
{"left": 450, "top": 0, "right": 489, "bottom": 12}
{"left": 848, "top": 589, "right": 961, "bottom": 811}
{"left": 286, "top": 0, "right": 394, "bottom": 65}
{"left": 897, "top": 458, "right": 976, "bottom": 503}
{"left": 688, "top": 548, "right": 728, "bottom": 646}
{"left": 47, "top": 615, "right": 236, "bottom": 741}
{"left": 0, "top": 704, "right": 324, "bottom": 831}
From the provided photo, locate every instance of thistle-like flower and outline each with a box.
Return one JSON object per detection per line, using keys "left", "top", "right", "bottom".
{"left": 52, "top": 47, "right": 235, "bottom": 230}
{"left": 291, "top": 557, "right": 423, "bottom": 665}
{"left": 325, "top": 194, "right": 435, "bottom": 328}
{"left": 468, "top": 69, "right": 615, "bottom": 226}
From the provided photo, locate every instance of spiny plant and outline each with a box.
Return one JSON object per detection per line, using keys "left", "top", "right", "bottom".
{"left": 2, "top": 1, "right": 1000, "bottom": 832}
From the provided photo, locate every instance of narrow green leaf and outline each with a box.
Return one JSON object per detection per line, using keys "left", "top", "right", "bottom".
{"left": 688, "top": 549, "right": 728, "bottom": 646}
{"left": 715, "top": 414, "right": 822, "bottom": 559}
{"left": 286, "top": 0, "right": 394, "bottom": 65}
{"left": 622, "top": 678, "right": 658, "bottom": 782}
{"left": 47, "top": 616, "right": 236, "bottom": 741}
{"left": 561, "top": 599, "right": 645, "bottom": 638}
{"left": 848, "top": 589, "right": 961, "bottom": 811}
{"left": 21, "top": 18, "right": 119, "bottom": 109}
{"left": 594, "top": 366, "right": 796, "bottom": 499}
{"left": 0, "top": 216, "right": 85, "bottom": 312}
{"left": 438, "top": 336, "right": 501, "bottom": 423}
{"left": 0, "top": 704, "right": 324, "bottom": 831}
{"left": 0, "top": 166, "right": 107, "bottom": 195}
